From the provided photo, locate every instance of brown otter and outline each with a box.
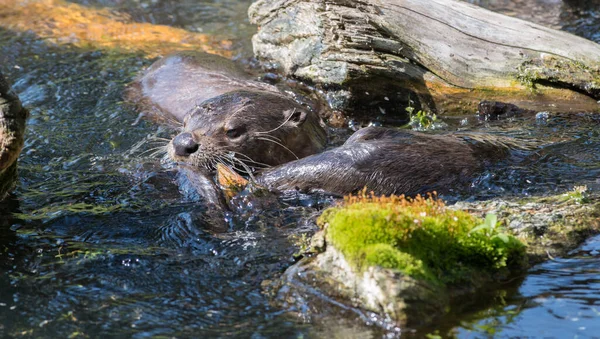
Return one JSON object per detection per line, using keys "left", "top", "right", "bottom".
{"left": 129, "top": 52, "right": 531, "bottom": 199}
{"left": 127, "top": 51, "right": 327, "bottom": 169}
{"left": 256, "top": 126, "right": 530, "bottom": 196}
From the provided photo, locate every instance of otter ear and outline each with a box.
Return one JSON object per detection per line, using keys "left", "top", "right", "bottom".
{"left": 286, "top": 109, "right": 307, "bottom": 126}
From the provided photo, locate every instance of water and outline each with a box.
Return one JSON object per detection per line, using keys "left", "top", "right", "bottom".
{"left": 0, "top": 0, "right": 599, "bottom": 337}
{"left": 451, "top": 236, "right": 600, "bottom": 338}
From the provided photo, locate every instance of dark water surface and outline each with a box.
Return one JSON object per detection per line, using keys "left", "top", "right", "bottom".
{"left": 0, "top": 0, "right": 600, "bottom": 338}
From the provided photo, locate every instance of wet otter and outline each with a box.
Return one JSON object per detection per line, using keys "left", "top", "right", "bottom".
{"left": 256, "top": 126, "right": 528, "bottom": 196}
{"left": 127, "top": 51, "right": 327, "bottom": 169}
{"left": 129, "top": 52, "right": 530, "bottom": 198}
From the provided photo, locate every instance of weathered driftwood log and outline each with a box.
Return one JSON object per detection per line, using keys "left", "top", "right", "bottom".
{"left": 249, "top": 0, "right": 600, "bottom": 118}
{"left": 0, "top": 72, "right": 27, "bottom": 200}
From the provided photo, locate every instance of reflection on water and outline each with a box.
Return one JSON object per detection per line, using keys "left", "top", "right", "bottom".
{"left": 453, "top": 235, "right": 600, "bottom": 338}
{"left": 0, "top": 0, "right": 599, "bottom": 337}
{"left": 0, "top": 0, "right": 238, "bottom": 58}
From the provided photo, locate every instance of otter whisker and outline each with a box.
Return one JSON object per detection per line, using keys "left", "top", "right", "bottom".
{"left": 224, "top": 151, "right": 272, "bottom": 168}
{"left": 201, "top": 158, "right": 212, "bottom": 171}
{"left": 216, "top": 154, "right": 248, "bottom": 173}
{"left": 256, "top": 136, "right": 299, "bottom": 160}
{"left": 255, "top": 134, "right": 283, "bottom": 143}
{"left": 255, "top": 108, "right": 296, "bottom": 135}
{"left": 146, "top": 136, "right": 172, "bottom": 142}
{"left": 137, "top": 145, "right": 169, "bottom": 158}
{"left": 143, "top": 141, "right": 170, "bottom": 149}
{"left": 129, "top": 138, "right": 154, "bottom": 155}
{"left": 148, "top": 148, "right": 169, "bottom": 159}
{"left": 216, "top": 156, "right": 246, "bottom": 174}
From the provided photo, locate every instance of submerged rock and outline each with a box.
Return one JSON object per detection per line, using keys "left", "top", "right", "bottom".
{"left": 453, "top": 187, "right": 600, "bottom": 264}
{"left": 0, "top": 72, "right": 27, "bottom": 200}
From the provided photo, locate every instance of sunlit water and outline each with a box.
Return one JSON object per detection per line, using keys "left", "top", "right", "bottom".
{"left": 0, "top": 0, "right": 599, "bottom": 337}
{"left": 448, "top": 236, "right": 600, "bottom": 338}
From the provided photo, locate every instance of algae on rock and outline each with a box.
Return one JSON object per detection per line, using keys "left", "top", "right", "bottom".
{"left": 320, "top": 193, "right": 526, "bottom": 286}
{"left": 281, "top": 189, "right": 600, "bottom": 327}
{"left": 281, "top": 193, "right": 527, "bottom": 327}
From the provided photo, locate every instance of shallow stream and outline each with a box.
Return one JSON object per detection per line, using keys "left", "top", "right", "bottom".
{"left": 1, "top": 0, "right": 600, "bottom": 337}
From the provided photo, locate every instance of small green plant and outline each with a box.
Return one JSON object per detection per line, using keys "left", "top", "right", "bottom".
{"left": 405, "top": 101, "right": 437, "bottom": 130}
{"left": 564, "top": 185, "right": 589, "bottom": 204}
{"left": 469, "top": 213, "right": 510, "bottom": 244}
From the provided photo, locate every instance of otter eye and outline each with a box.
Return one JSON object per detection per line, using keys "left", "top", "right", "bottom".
{"left": 225, "top": 126, "right": 246, "bottom": 139}
{"left": 286, "top": 109, "right": 307, "bottom": 125}
{"left": 290, "top": 110, "right": 302, "bottom": 123}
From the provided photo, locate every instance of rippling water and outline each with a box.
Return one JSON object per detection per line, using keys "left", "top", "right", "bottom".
{"left": 1, "top": 0, "right": 600, "bottom": 338}
{"left": 450, "top": 235, "right": 600, "bottom": 338}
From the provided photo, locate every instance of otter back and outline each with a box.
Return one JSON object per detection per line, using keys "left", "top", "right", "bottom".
{"left": 126, "top": 51, "right": 278, "bottom": 124}
{"left": 256, "top": 126, "right": 532, "bottom": 196}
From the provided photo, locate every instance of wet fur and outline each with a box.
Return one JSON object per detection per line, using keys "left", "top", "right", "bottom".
{"left": 257, "top": 126, "right": 534, "bottom": 196}
{"left": 127, "top": 51, "right": 327, "bottom": 172}
{"left": 168, "top": 90, "right": 327, "bottom": 168}
{"left": 128, "top": 52, "right": 532, "bottom": 198}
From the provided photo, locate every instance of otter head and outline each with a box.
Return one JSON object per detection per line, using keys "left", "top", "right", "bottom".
{"left": 168, "top": 90, "right": 326, "bottom": 172}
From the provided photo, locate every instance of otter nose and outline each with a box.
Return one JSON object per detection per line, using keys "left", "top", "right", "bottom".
{"left": 172, "top": 132, "right": 199, "bottom": 156}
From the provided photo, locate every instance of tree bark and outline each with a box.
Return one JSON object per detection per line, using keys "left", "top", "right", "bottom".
{"left": 249, "top": 0, "right": 600, "bottom": 118}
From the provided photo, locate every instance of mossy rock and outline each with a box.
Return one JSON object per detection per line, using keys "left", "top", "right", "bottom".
{"left": 287, "top": 193, "right": 527, "bottom": 326}
{"left": 279, "top": 190, "right": 600, "bottom": 327}
{"left": 318, "top": 193, "right": 526, "bottom": 287}
{"left": 454, "top": 187, "right": 600, "bottom": 265}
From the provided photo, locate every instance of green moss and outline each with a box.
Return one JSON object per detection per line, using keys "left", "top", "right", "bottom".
{"left": 362, "top": 243, "right": 433, "bottom": 280}
{"left": 319, "top": 194, "right": 526, "bottom": 285}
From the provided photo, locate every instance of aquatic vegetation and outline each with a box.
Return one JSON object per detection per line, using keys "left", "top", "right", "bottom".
{"left": 318, "top": 192, "right": 526, "bottom": 285}
{"left": 564, "top": 185, "right": 590, "bottom": 204}
{"left": 406, "top": 105, "right": 438, "bottom": 130}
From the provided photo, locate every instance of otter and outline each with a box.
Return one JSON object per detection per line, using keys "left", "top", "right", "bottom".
{"left": 129, "top": 52, "right": 530, "bottom": 199}
{"left": 256, "top": 126, "right": 528, "bottom": 196}
{"left": 127, "top": 51, "right": 327, "bottom": 169}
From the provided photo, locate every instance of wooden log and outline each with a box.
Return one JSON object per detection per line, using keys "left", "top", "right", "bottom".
{"left": 0, "top": 72, "right": 27, "bottom": 200}
{"left": 249, "top": 0, "right": 600, "bottom": 118}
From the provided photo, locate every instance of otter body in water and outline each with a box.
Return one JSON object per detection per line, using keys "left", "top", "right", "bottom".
{"left": 129, "top": 52, "right": 527, "bottom": 198}
{"left": 127, "top": 51, "right": 327, "bottom": 169}
{"left": 256, "top": 126, "right": 522, "bottom": 196}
